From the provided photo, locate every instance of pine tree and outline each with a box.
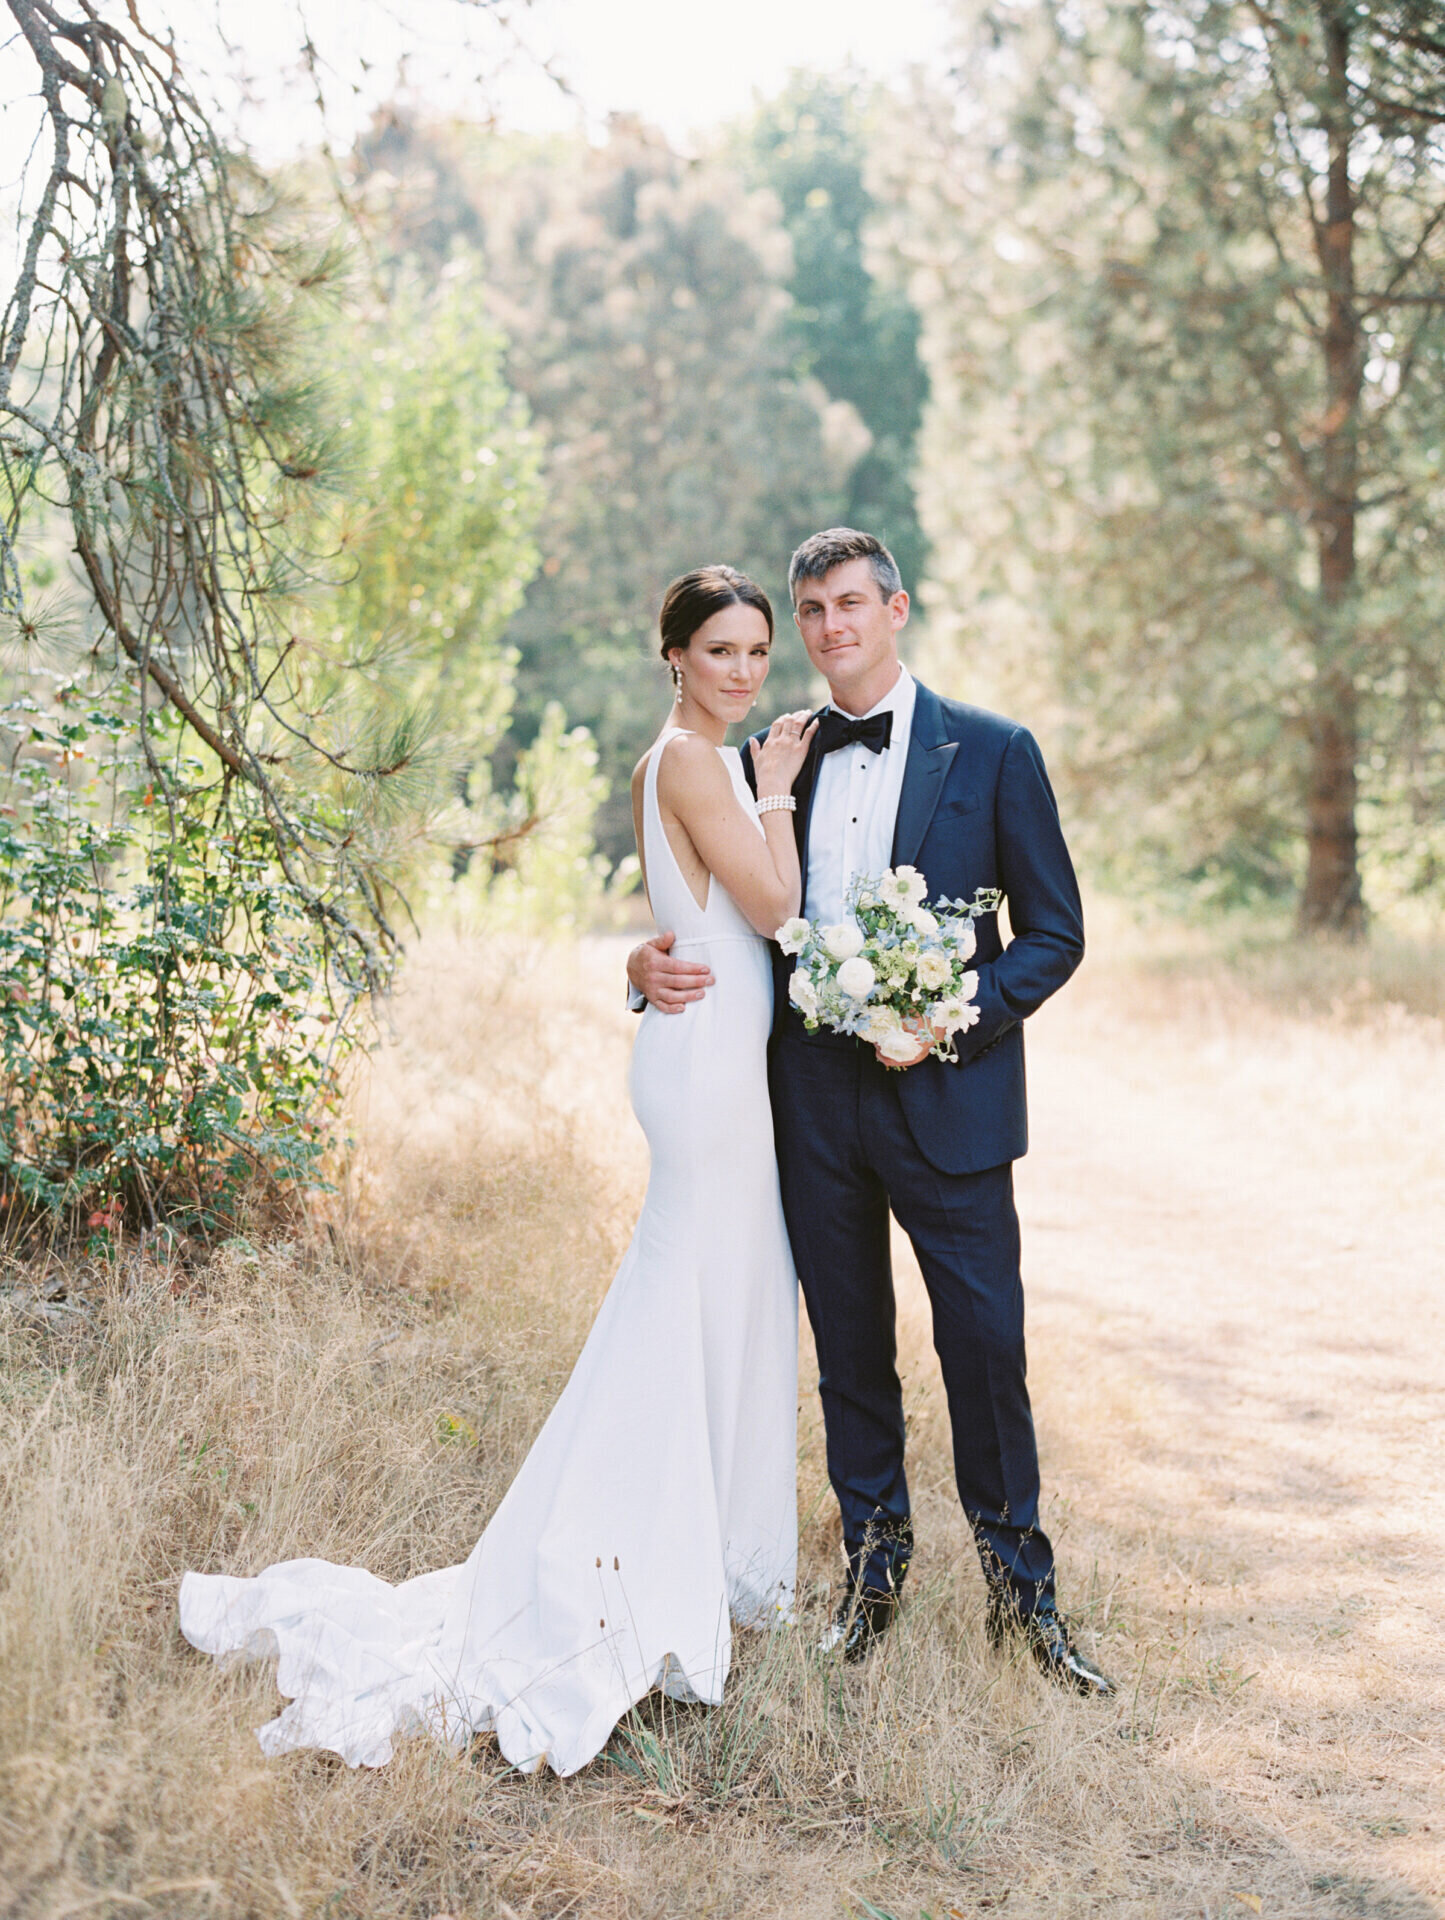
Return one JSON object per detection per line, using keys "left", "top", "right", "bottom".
{"left": 898, "top": 0, "right": 1445, "bottom": 928}
{"left": 0, "top": 3, "right": 552, "bottom": 1224}
{"left": 1, "top": 0, "right": 418, "bottom": 986}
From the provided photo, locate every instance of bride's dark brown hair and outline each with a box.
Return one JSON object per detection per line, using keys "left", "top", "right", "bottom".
{"left": 658, "top": 566, "right": 774, "bottom": 663}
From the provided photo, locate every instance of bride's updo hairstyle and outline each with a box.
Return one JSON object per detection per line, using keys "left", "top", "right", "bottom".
{"left": 659, "top": 565, "right": 773, "bottom": 665}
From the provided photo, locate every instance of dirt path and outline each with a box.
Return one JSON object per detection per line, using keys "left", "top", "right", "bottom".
{"left": 944, "top": 957, "right": 1443, "bottom": 1914}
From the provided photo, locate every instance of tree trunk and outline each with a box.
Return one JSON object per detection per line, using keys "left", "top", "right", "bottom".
{"left": 1300, "top": 3, "right": 1366, "bottom": 937}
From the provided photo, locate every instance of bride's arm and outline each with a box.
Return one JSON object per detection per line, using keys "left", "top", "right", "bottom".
{"left": 657, "top": 717, "right": 815, "bottom": 937}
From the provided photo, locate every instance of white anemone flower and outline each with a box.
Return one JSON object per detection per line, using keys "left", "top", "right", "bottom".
{"left": 937, "top": 973, "right": 981, "bottom": 1033}
{"left": 880, "top": 865, "right": 929, "bottom": 910}
{"left": 775, "top": 916, "right": 811, "bottom": 955}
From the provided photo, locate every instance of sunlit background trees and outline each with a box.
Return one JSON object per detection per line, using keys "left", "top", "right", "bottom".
{"left": 897, "top": 0, "right": 1445, "bottom": 931}
{"left": 2, "top": 0, "right": 1442, "bottom": 1229}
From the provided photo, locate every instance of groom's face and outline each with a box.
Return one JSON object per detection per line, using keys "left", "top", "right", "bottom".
{"left": 793, "top": 559, "right": 909, "bottom": 703}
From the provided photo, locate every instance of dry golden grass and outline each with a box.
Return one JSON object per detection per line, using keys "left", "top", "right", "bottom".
{"left": 1, "top": 925, "right": 1441, "bottom": 1920}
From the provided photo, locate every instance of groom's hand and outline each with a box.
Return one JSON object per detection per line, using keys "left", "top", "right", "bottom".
{"left": 627, "top": 931, "right": 714, "bottom": 1013}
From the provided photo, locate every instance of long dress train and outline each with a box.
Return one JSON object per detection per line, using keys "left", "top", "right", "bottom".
{"left": 179, "top": 730, "right": 798, "bottom": 1776}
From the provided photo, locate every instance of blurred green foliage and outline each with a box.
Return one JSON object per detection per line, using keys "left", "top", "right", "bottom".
{"left": 739, "top": 72, "right": 930, "bottom": 598}
{"left": 309, "top": 263, "right": 625, "bottom": 926}
{"left": 0, "top": 3, "right": 608, "bottom": 1235}
{"left": 894, "top": 0, "right": 1445, "bottom": 927}
{"left": 352, "top": 110, "right": 933, "bottom": 859}
{"left": 321, "top": 266, "right": 541, "bottom": 767}
{"left": 473, "top": 123, "right": 844, "bottom": 858}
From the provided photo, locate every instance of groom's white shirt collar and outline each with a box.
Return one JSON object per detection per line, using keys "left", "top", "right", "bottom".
{"left": 805, "top": 664, "right": 915, "bottom": 928}
{"left": 825, "top": 661, "right": 915, "bottom": 726}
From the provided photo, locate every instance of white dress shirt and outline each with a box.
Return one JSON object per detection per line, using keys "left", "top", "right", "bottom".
{"left": 804, "top": 664, "right": 916, "bottom": 927}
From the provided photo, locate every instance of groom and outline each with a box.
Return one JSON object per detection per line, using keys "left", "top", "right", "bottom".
{"left": 628, "top": 528, "right": 1110, "bottom": 1694}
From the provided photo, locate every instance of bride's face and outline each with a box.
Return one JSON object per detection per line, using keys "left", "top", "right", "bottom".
{"left": 670, "top": 603, "right": 772, "bottom": 725}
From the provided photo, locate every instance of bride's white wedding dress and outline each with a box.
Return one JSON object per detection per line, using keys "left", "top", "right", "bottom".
{"left": 179, "top": 729, "right": 798, "bottom": 1776}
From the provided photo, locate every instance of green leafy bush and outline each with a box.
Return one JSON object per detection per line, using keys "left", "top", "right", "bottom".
{"left": 0, "top": 683, "right": 352, "bottom": 1238}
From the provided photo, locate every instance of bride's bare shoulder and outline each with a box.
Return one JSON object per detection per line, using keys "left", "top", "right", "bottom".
{"left": 631, "top": 729, "right": 716, "bottom": 806}
{"left": 653, "top": 730, "right": 728, "bottom": 802}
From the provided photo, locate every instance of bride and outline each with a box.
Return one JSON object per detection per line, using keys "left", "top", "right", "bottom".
{"left": 179, "top": 566, "right": 816, "bottom": 1777}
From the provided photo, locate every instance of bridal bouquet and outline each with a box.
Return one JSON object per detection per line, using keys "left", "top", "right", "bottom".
{"left": 775, "top": 866, "right": 1000, "bottom": 1067}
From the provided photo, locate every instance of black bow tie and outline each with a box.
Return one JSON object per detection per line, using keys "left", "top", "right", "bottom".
{"left": 816, "top": 708, "right": 894, "bottom": 757}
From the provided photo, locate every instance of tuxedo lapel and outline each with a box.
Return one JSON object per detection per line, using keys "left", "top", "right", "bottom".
{"left": 796, "top": 706, "right": 829, "bottom": 874}
{"left": 891, "top": 681, "right": 958, "bottom": 868}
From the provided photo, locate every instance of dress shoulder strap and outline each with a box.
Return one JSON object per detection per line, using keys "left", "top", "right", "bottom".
{"left": 642, "top": 730, "right": 713, "bottom": 928}
{"left": 643, "top": 726, "right": 689, "bottom": 805}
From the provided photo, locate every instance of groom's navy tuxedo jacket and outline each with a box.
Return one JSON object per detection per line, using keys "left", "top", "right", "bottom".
{"left": 744, "top": 678, "right": 1084, "bottom": 1178}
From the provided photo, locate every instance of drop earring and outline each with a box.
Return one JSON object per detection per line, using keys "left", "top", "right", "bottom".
{"left": 671, "top": 662, "right": 683, "bottom": 705}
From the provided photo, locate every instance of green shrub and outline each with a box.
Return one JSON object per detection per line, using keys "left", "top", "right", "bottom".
{"left": 0, "top": 683, "right": 352, "bottom": 1240}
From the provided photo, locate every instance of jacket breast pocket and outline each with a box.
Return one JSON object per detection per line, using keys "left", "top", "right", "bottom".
{"left": 937, "top": 789, "right": 981, "bottom": 819}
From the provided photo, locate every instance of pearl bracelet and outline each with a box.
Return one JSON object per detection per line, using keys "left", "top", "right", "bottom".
{"left": 755, "top": 794, "right": 797, "bottom": 815}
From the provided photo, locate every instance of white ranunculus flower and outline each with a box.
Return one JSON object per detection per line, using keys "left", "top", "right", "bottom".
{"left": 877, "top": 1026, "right": 928, "bottom": 1065}
{"left": 917, "top": 949, "right": 952, "bottom": 990}
{"left": 835, "top": 956, "right": 876, "bottom": 1000}
{"left": 860, "top": 1005, "right": 902, "bottom": 1041}
{"left": 821, "top": 920, "right": 865, "bottom": 961}
{"left": 788, "top": 970, "right": 820, "bottom": 1018}
{"left": 908, "top": 906, "right": 939, "bottom": 937}
{"left": 776, "top": 916, "right": 811, "bottom": 955}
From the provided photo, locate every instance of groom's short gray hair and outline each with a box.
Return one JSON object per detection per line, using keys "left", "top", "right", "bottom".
{"left": 789, "top": 527, "right": 904, "bottom": 603}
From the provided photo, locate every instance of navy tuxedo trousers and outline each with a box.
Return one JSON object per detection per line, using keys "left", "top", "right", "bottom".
{"left": 770, "top": 1022, "right": 1055, "bottom": 1613}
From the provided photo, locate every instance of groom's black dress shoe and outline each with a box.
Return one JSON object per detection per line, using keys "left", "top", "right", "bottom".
{"left": 818, "top": 1590, "right": 899, "bottom": 1663}
{"left": 986, "top": 1594, "right": 1115, "bottom": 1697}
